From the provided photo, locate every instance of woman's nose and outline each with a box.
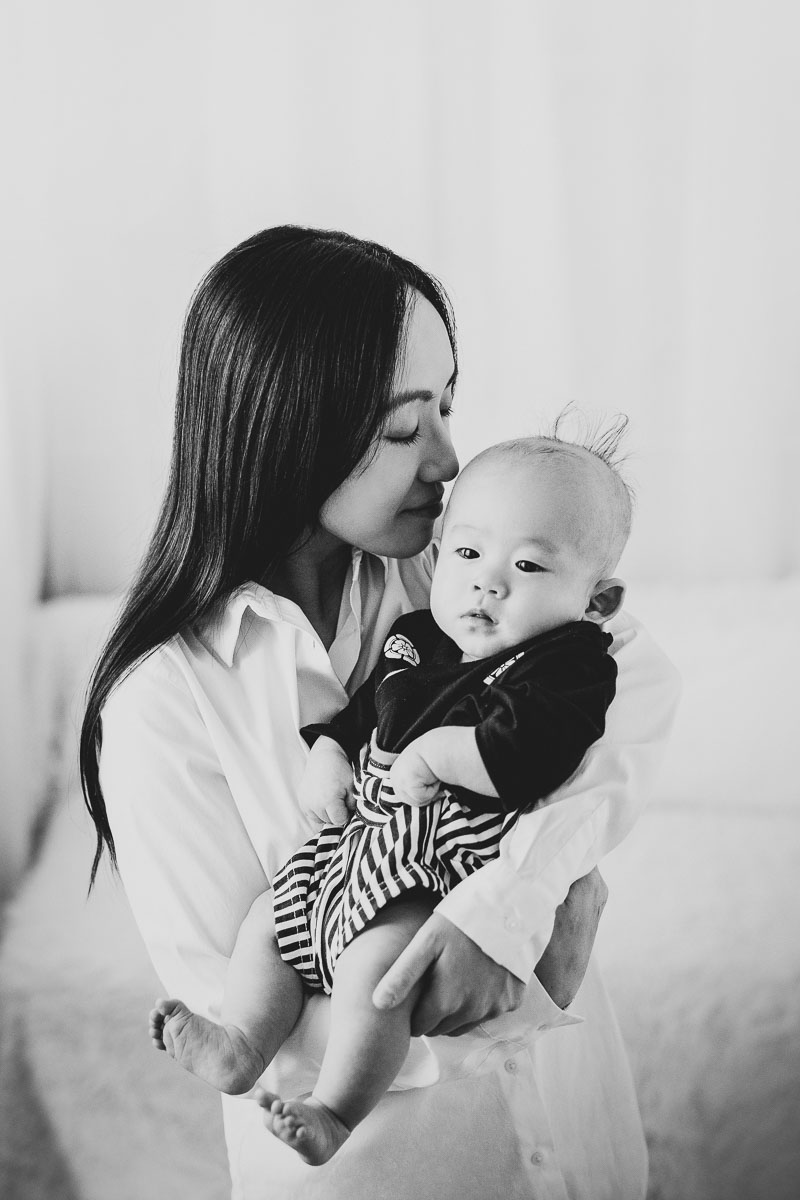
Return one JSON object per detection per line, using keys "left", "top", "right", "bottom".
{"left": 420, "top": 422, "right": 459, "bottom": 484}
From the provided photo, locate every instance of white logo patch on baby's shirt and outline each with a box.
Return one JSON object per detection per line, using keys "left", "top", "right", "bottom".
{"left": 383, "top": 633, "right": 421, "bottom": 667}
{"left": 483, "top": 651, "right": 525, "bottom": 686}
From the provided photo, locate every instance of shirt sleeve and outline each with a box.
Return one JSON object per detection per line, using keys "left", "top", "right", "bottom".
{"left": 434, "top": 612, "right": 681, "bottom": 982}
{"left": 99, "top": 651, "right": 269, "bottom": 1023}
{"left": 473, "top": 632, "right": 617, "bottom": 813}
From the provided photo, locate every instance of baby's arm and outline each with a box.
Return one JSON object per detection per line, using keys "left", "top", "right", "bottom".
{"left": 299, "top": 736, "right": 356, "bottom": 825}
{"left": 299, "top": 659, "right": 383, "bottom": 825}
{"left": 389, "top": 727, "right": 498, "bottom": 806}
{"left": 390, "top": 627, "right": 616, "bottom": 810}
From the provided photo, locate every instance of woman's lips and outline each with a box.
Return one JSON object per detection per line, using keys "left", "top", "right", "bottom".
{"left": 404, "top": 496, "right": 443, "bottom": 518}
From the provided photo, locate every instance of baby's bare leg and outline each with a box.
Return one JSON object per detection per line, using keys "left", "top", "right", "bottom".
{"left": 259, "top": 893, "right": 435, "bottom": 1164}
{"left": 150, "top": 890, "right": 303, "bottom": 1094}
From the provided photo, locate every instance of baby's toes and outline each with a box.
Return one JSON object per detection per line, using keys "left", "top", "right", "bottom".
{"left": 148, "top": 1010, "right": 166, "bottom": 1048}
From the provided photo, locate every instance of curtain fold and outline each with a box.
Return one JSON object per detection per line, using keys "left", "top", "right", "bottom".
{"left": 0, "top": 350, "right": 44, "bottom": 896}
{"left": 2, "top": 0, "right": 798, "bottom": 599}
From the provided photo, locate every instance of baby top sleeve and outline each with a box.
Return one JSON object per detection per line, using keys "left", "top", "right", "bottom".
{"left": 471, "top": 622, "right": 617, "bottom": 813}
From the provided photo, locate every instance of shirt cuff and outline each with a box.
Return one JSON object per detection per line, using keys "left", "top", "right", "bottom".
{"left": 519, "top": 969, "right": 585, "bottom": 1032}
{"left": 434, "top": 855, "right": 575, "bottom": 982}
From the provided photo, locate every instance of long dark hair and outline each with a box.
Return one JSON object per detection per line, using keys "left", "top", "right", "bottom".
{"left": 80, "top": 225, "right": 456, "bottom": 884}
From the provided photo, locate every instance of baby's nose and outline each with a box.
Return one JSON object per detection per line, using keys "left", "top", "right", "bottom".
{"left": 474, "top": 577, "right": 508, "bottom": 599}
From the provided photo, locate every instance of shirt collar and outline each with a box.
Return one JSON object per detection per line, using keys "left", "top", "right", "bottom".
{"left": 197, "top": 585, "right": 279, "bottom": 667}
{"left": 196, "top": 548, "right": 389, "bottom": 668}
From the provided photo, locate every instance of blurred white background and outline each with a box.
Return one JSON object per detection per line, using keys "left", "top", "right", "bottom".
{"left": 2, "top": 0, "right": 800, "bottom": 908}
{"left": 2, "top": 5, "right": 800, "bottom": 1198}
{"left": 2, "top": 0, "right": 799, "bottom": 600}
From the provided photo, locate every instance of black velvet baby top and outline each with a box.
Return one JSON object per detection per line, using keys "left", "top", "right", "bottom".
{"left": 302, "top": 609, "right": 617, "bottom": 816}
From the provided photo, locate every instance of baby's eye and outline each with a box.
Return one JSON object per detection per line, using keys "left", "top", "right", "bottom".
{"left": 515, "top": 560, "right": 543, "bottom": 573}
{"left": 455, "top": 547, "right": 479, "bottom": 560}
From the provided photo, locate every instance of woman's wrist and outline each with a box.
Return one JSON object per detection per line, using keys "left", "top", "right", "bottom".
{"left": 533, "top": 869, "right": 608, "bottom": 1008}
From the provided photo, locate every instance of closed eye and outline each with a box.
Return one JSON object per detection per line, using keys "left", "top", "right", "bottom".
{"left": 385, "top": 401, "right": 453, "bottom": 446}
{"left": 515, "top": 560, "right": 544, "bottom": 573}
{"left": 456, "top": 547, "right": 479, "bottom": 559}
{"left": 385, "top": 427, "right": 421, "bottom": 446}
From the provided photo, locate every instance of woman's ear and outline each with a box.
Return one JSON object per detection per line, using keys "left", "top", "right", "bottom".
{"left": 584, "top": 578, "right": 626, "bottom": 624}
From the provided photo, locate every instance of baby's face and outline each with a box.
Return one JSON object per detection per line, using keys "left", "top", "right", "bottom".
{"left": 430, "top": 456, "right": 601, "bottom": 660}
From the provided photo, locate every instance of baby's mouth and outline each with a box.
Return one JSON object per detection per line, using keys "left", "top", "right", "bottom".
{"left": 462, "top": 609, "right": 496, "bottom": 624}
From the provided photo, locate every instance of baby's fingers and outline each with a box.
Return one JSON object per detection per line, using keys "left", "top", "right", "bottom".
{"left": 393, "top": 785, "right": 437, "bottom": 808}
{"left": 324, "top": 795, "right": 351, "bottom": 825}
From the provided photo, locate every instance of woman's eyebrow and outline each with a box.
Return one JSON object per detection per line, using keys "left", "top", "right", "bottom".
{"left": 387, "top": 370, "right": 457, "bottom": 411}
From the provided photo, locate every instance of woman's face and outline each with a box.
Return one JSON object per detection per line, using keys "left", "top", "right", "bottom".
{"left": 319, "top": 292, "right": 460, "bottom": 559}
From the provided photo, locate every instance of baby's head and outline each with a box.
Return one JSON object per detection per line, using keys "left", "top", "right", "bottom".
{"left": 430, "top": 430, "right": 633, "bottom": 661}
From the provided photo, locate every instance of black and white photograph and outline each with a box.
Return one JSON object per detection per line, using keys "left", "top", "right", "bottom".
{"left": 1, "top": 3, "right": 798, "bottom": 1198}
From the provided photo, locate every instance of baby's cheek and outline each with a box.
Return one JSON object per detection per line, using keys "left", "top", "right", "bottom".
{"left": 429, "top": 579, "right": 456, "bottom": 637}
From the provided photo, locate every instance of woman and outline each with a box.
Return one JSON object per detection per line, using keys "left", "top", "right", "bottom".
{"left": 81, "top": 226, "right": 678, "bottom": 1199}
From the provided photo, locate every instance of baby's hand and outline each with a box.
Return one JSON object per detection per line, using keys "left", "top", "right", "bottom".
{"left": 300, "top": 737, "right": 354, "bottom": 826}
{"left": 389, "top": 744, "right": 443, "bottom": 808}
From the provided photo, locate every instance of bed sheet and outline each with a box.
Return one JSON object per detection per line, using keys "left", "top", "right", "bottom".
{"left": 3, "top": 784, "right": 798, "bottom": 1199}
{"left": 597, "top": 805, "right": 800, "bottom": 1200}
{"left": 0, "top": 785, "right": 230, "bottom": 1200}
{"left": 2, "top": 586, "right": 799, "bottom": 1200}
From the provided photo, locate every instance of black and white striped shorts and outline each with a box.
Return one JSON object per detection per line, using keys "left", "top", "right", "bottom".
{"left": 272, "top": 735, "right": 516, "bottom": 993}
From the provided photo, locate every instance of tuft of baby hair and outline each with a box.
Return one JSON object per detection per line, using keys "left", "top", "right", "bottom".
{"left": 537, "top": 405, "right": 635, "bottom": 538}
{"left": 545, "top": 404, "right": 633, "bottom": 489}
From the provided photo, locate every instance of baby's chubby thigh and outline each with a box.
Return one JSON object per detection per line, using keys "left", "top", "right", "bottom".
{"left": 332, "top": 892, "right": 436, "bottom": 1007}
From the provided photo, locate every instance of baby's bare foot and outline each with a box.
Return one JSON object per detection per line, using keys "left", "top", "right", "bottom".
{"left": 149, "top": 998, "right": 265, "bottom": 1094}
{"left": 257, "top": 1089, "right": 351, "bottom": 1166}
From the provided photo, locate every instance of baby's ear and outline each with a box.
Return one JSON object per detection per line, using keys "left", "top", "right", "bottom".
{"left": 584, "top": 578, "right": 626, "bottom": 624}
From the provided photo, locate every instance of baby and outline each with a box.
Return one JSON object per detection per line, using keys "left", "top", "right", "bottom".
{"left": 150, "top": 431, "right": 632, "bottom": 1166}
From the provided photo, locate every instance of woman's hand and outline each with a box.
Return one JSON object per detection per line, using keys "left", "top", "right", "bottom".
{"left": 372, "top": 867, "right": 608, "bottom": 1033}
{"left": 372, "top": 912, "right": 524, "bottom": 1036}
{"left": 299, "top": 737, "right": 354, "bottom": 825}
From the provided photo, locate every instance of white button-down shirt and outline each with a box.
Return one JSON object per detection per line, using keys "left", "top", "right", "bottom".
{"left": 100, "top": 547, "right": 679, "bottom": 1200}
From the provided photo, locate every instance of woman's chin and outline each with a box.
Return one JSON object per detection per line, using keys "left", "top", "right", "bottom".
{"left": 360, "top": 521, "right": 435, "bottom": 560}
{"left": 385, "top": 529, "right": 435, "bottom": 559}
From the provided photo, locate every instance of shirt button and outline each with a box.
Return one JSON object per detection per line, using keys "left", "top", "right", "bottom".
{"left": 504, "top": 1059, "right": 518, "bottom": 1074}
{"left": 531, "top": 1151, "right": 545, "bottom": 1166}
{"left": 504, "top": 913, "right": 520, "bottom": 931}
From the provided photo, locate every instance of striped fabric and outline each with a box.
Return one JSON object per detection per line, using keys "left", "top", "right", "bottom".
{"left": 273, "top": 735, "right": 517, "bottom": 993}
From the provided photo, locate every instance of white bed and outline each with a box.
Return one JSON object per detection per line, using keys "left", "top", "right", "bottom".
{"left": 1, "top": 582, "right": 798, "bottom": 1200}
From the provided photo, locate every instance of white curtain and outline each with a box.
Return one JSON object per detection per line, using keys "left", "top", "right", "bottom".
{"left": 3, "top": 0, "right": 799, "bottom": 597}
{"left": 0, "top": 352, "right": 45, "bottom": 896}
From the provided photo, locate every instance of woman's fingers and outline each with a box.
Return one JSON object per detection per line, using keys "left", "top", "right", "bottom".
{"left": 372, "top": 922, "right": 438, "bottom": 1009}
{"left": 373, "top": 913, "right": 524, "bottom": 1036}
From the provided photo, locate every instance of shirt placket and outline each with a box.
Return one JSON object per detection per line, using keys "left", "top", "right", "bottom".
{"left": 497, "top": 1046, "right": 571, "bottom": 1199}
{"left": 327, "top": 552, "right": 364, "bottom": 689}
